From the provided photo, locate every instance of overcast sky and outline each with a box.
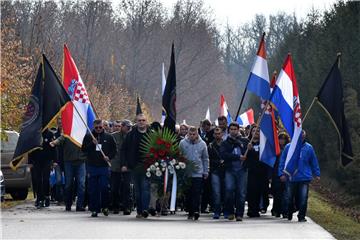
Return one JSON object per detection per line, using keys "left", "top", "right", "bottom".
{"left": 165, "top": 0, "right": 338, "bottom": 26}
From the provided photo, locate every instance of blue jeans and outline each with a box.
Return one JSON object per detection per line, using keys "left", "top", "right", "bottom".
{"left": 54, "top": 165, "right": 64, "bottom": 202}
{"left": 133, "top": 171, "right": 150, "bottom": 214}
{"left": 87, "top": 165, "right": 110, "bottom": 213}
{"left": 64, "top": 162, "right": 85, "bottom": 208}
{"left": 211, "top": 171, "right": 223, "bottom": 215}
{"left": 287, "top": 181, "right": 309, "bottom": 219}
{"left": 224, "top": 168, "right": 248, "bottom": 217}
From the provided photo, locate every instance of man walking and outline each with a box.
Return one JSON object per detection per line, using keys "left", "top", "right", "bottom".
{"left": 179, "top": 126, "right": 209, "bottom": 221}
{"left": 82, "top": 119, "right": 117, "bottom": 217}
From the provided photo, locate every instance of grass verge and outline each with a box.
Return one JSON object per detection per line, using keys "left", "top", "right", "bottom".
{"left": 308, "top": 189, "right": 360, "bottom": 240}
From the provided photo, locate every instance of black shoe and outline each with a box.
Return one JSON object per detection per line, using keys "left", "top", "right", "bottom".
{"left": 44, "top": 198, "right": 50, "bottom": 207}
{"left": 76, "top": 207, "right": 86, "bottom": 212}
{"left": 247, "top": 212, "right": 260, "bottom": 218}
{"left": 287, "top": 214, "right": 293, "bottom": 221}
{"left": 187, "top": 214, "right": 194, "bottom": 220}
{"left": 201, "top": 210, "right": 210, "bottom": 214}
{"left": 113, "top": 209, "right": 120, "bottom": 214}
{"left": 65, "top": 206, "right": 71, "bottom": 211}
{"left": 236, "top": 216, "right": 243, "bottom": 221}
{"left": 260, "top": 209, "right": 267, "bottom": 214}
{"left": 102, "top": 208, "right": 109, "bottom": 216}
{"left": 148, "top": 208, "right": 156, "bottom": 216}
{"left": 142, "top": 210, "right": 149, "bottom": 218}
{"left": 194, "top": 212, "right": 200, "bottom": 220}
{"left": 161, "top": 210, "right": 168, "bottom": 216}
{"left": 123, "top": 210, "right": 131, "bottom": 215}
{"left": 35, "top": 201, "right": 39, "bottom": 207}
{"left": 275, "top": 213, "right": 281, "bottom": 218}
{"left": 36, "top": 201, "right": 43, "bottom": 209}
{"left": 298, "top": 217, "right": 307, "bottom": 222}
{"left": 91, "top": 212, "right": 98, "bottom": 217}
{"left": 282, "top": 213, "right": 288, "bottom": 219}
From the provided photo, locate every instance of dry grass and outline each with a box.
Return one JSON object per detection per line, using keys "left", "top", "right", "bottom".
{"left": 308, "top": 190, "right": 360, "bottom": 240}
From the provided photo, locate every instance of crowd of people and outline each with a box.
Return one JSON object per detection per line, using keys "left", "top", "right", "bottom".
{"left": 28, "top": 113, "right": 320, "bottom": 222}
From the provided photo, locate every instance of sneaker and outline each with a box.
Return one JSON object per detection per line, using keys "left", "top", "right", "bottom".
{"left": 228, "top": 214, "right": 235, "bottom": 221}
{"left": 236, "top": 216, "right": 243, "bottom": 222}
{"left": 298, "top": 218, "right": 307, "bottom": 222}
{"left": 65, "top": 206, "right": 71, "bottom": 211}
{"left": 194, "top": 212, "right": 200, "bottom": 220}
{"left": 36, "top": 201, "right": 44, "bottom": 209}
{"left": 213, "top": 214, "right": 220, "bottom": 219}
{"left": 91, "top": 211, "right": 98, "bottom": 217}
{"left": 142, "top": 210, "right": 149, "bottom": 218}
{"left": 136, "top": 214, "right": 143, "bottom": 218}
{"left": 102, "top": 208, "right": 109, "bottom": 216}
{"left": 76, "top": 207, "right": 86, "bottom": 212}
{"left": 260, "top": 209, "right": 267, "bottom": 214}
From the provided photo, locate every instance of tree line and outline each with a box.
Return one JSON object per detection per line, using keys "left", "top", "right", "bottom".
{"left": 1, "top": 0, "right": 359, "bottom": 204}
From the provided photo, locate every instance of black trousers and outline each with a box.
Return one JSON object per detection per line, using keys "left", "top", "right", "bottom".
{"left": 201, "top": 176, "right": 211, "bottom": 212}
{"left": 187, "top": 177, "right": 203, "bottom": 216}
{"left": 271, "top": 177, "right": 285, "bottom": 214}
{"left": 120, "top": 172, "right": 132, "bottom": 211}
{"left": 33, "top": 159, "right": 51, "bottom": 202}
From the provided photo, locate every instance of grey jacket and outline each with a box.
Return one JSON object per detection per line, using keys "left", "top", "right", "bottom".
{"left": 179, "top": 136, "right": 209, "bottom": 178}
{"left": 111, "top": 131, "right": 127, "bottom": 172}
{"left": 53, "top": 135, "right": 86, "bottom": 164}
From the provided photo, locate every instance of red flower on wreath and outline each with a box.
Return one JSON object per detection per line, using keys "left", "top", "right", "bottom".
{"left": 165, "top": 142, "right": 171, "bottom": 149}
{"left": 158, "top": 150, "right": 166, "bottom": 157}
{"left": 150, "top": 147, "right": 156, "bottom": 153}
{"left": 156, "top": 138, "right": 165, "bottom": 145}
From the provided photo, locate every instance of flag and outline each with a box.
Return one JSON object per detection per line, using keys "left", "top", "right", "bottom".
{"left": 136, "top": 96, "right": 143, "bottom": 115}
{"left": 220, "top": 94, "right": 232, "bottom": 125}
{"left": 271, "top": 54, "right": 302, "bottom": 175}
{"left": 236, "top": 109, "right": 254, "bottom": 127}
{"left": 161, "top": 63, "right": 166, "bottom": 124}
{"left": 316, "top": 56, "right": 353, "bottom": 166}
{"left": 42, "top": 54, "right": 71, "bottom": 130}
{"left": 11, "top": 65, "right": 43, "bottom": 170}
{"left": 245, "top": 33, "right": 279, "bottom": 167}
{"left": 163, "top": 43, "right": 176, "bottom": 132}
{"left": 205, "top": 107, "right": 211, "bottom": 121}
{"left": 61, "top": 45, "right": 96, "bottom": 146}
{"left": 246, "top": 33, "right": 271, "bottom": 100}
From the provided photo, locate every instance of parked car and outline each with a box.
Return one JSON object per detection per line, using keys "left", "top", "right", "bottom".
{"left": 0, "top": 170, "right": 5, "bottom": 201}
{"left": 1, "top": 130, "right": 31, "bottom": 200}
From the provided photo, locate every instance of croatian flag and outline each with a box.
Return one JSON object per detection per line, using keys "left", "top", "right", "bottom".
{"left": 236, "top": 109, "right": 254, "bottom": 127}
{"left": 245, "top": 33, "right": 279, "bottom": 167}
{"left": 271, "top": 54, "right": 302, "bottom": 175}
{"left": 61, "top": 45, "right": 96, "bottom": 146}
{"left": 161, "top": 63, "right": 166, "bottom": 125}
{"left": 220, "top": 94, "right": 232, "bottom": 125}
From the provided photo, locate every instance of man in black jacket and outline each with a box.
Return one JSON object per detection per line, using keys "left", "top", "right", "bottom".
{"left": 208, "top": 127, "right": 225, "bottom": 219}
{"left": 82, "top": 119, "right": 116, "bottom": 217}
{"left": 121, "top": 113, "right": 151, "bottom": 218}
{"left": 220, "top": 122, "right": 249, "bottom": 221}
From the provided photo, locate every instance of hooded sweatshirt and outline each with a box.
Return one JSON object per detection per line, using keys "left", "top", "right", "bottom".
{"left": 179, "top": 136, "right": 209, "bottom": 178}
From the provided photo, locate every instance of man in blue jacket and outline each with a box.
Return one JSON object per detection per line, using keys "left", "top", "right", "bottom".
{"left": 279, "top": 130, "right": 320, "bottom": 222}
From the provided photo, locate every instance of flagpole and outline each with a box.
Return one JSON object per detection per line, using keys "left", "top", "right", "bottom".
{"left": 71, "top": 101, "right": 111, "bottom": 167}
{"left": 302, "top": 97, "right": 316, "bottom": 123}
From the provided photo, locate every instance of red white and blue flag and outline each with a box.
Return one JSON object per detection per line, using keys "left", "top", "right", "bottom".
{"left": 246, "top": 33, "right": 279, "bottom": 167}
{"left": 270, "top": 54, "right": 302, "bottom": 175}
{"left": 236, "top": 109, "right": 254, "bottom": 127}
{"left": 220, "top": 94, "right": 232, "bottom": 125}
{"left": 61, "top": 45, "right": 96, "bottom": 146}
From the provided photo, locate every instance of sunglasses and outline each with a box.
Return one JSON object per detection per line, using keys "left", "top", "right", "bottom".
{"left": 94, "top": 126, "right": 103, "bottom": 130}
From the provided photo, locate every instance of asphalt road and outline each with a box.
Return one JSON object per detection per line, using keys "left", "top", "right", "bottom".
{"left": 1, "top": 201, "right": 335, "bottom": 239}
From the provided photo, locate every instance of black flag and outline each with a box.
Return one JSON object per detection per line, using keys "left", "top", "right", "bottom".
{"left": 11, "top": 65, "right": 43, "bottom": 169}
{"left": 316, "top": 56, "right": 353, "bottom": 166}
{"left": 136, "top": 96, "right": 143, "bottom": 115}
{"left": 162, "top": 43, "right": 176, "bottom": 132}
{"left": 42, "top": 54, "right": 71, "bottom": 130}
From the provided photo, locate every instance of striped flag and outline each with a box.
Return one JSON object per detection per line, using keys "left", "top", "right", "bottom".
{"left": 271, "top": 54, "right": 302, "bottom": 175}
{"left": 236, "top": 109, "right": 254, "bottom": 127}
{"left": 61, "top": 45, "right": 96, "bottom": 146}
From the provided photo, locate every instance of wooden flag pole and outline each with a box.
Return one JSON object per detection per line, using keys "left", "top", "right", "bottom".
{"left": 71, "top": 102, "right": 111, "bottom": 167}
